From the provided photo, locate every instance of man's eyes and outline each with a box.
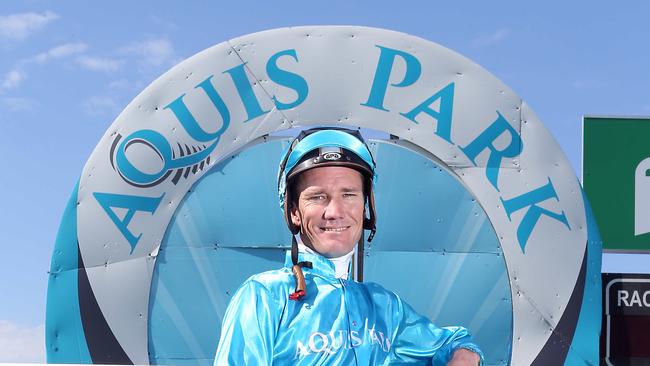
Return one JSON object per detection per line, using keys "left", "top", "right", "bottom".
{"left": 305, "top": 193, "right": 359, "bottom": 201}
{"left": 307, "top": 194, "right": 326, "bottom": 201}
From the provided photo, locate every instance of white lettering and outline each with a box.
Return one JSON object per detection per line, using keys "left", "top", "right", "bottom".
{"left": 617, "top": 289, "right": 650, "bottom": 308}
{"left": 350, "top": 330, "right": 363, "bottom": 347}
{"left": 295, "top": 340, "right": 310, "bottom": 359}
{"left": 309, "top": 332, "right": 330, "bottom": 354}
{"left": 329, "top": 331, "right": 343, "bottom": 351}
{"left": 378, "top": 331, "right": 389, "bottom": 352}
{"left": 296, "top": 321, "right": 392, "bottom": 356}
{"left": 618, "top": 290, "right": 630, "bottom": 307}
{"left": 369, "top": 328, "right": 382, "bottom": 347}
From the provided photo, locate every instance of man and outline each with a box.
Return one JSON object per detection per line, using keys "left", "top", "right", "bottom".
{"left": 214, "top": 128, "right": 483, "bottom": 365}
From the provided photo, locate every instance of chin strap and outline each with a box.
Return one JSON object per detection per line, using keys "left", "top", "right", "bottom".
{"left": 290, "top": 235, "right": 312, "bottom": 301}
{"left": 357, "top": 223, "right": 376, "bottom": 283}
{"left": 356, "top": 236, "right": 364, "bottom": 282}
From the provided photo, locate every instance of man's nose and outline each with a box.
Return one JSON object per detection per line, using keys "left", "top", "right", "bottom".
{"left": 323, "top": 197, "right": 344, "bottom": 219}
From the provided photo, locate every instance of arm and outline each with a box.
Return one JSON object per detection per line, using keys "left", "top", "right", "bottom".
{"left": 214, "top": 280, "right": 281, "bottom": 366}
{"left": 448, "top": 348, "right": 482, "bottom": 366}
{"left": 388, "top": 298, "right": 484, "bottom": 366}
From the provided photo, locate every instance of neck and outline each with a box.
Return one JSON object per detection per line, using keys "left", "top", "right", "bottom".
{"left": 296, "top": 235, "right": 354, "bottom": 280}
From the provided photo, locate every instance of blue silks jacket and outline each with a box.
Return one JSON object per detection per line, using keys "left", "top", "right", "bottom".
{"left": 214, "top": 251, "right": 484, "bottom": 365}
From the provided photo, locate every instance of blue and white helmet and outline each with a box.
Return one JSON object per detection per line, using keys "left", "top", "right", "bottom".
{"left": 277, "top": 127, "right": 377, "bottom": 240}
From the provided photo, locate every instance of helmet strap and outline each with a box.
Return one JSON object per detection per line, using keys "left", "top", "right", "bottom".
{"left": 291, "top": 234, "right": 299, "bottom": 266}
{"left": 366, "top": 225, "right": 376, "bottom": 242}
{"left": 289, "top": 235, "right": 312, "bottom": 301}
{"left": 362, "top": 179, "right": 376, "bottom": 243}
{"left": 355, "top": 235, "right": 364, "bottom": 282}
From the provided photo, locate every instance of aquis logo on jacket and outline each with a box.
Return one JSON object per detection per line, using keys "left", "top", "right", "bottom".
{"left": 294, "top": 322, "right": 391, "bottom": 359}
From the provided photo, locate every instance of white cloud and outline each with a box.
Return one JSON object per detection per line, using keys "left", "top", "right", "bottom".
{"left": 122, "top": 38, "right": 175, "bottom": 67}
{"left": 31, "top": 42, "right": 88, "bottom": 63}
{"left": 0, "top": 11, "right": 59, "bottom": 41}
{"left": 1, "top": 69, "right": 25, "bottom": 90}
{"left": 82, "top": 95, "right": 119, "bottom": 116}
{"left": 108, "top": 78, "right": 130, "bottom": 89}
{"left": 473, "top": 29, "right": 509, "bottom": 47}
{"left": 0, "top": 321, "right": 45, "bottom": 363}
{"left": 1, "top": 97, "right": 36, "bottom": 111}
{"left": 1, "top": 43, "right": 87, "bottom": 92}
{"left": 76, "top": 56, "right": 123, "bottom": 72}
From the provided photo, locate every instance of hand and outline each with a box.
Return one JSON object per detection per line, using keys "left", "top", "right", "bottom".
{"left": 447, "top": 348, "right": 481, "bottom": 366}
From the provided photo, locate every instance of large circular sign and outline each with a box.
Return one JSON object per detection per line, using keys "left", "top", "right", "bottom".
{"left": 46, "top": 26, "right": 601, "bottom": 365}
{"left": 147, "top": 137, "right": 513, "bottom": 365}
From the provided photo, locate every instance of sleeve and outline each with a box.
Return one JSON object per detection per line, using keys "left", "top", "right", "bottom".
{"left": 388, "top": 298, "right": 485, "bottom": 366}
{"left": 213, "top": 279, "right": 282, "bottom": 366}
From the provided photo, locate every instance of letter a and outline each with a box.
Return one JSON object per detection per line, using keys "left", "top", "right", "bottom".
{"left": 400, "top": 82, "right": 455, "bottom": 143}
{"left": 93, "top": 192, "right": 164, "bottom": 253}
{"left": 295, "top": 340, "right": 310, "bottom": 359}
{"left": 631, "top": 291, "right": 642, "bottom": 307}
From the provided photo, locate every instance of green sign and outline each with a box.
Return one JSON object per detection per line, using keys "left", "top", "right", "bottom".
{"left": 583, "top": 116, "right": 650, "bottom": 252}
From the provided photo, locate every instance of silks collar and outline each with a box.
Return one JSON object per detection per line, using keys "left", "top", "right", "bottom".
{"left": 296, "top": 236, "right": 353, "bottom": 280}
{"left": 284, "top": 251, "right": 339, "bottom": 280}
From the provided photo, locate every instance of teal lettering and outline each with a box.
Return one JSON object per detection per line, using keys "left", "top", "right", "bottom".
{"left": 223, "top": 63, "right": 269, "bottom": 122}
{"left": 115, "top": 130, "right": 173, "bottom": 185}
{"left": 266, "top": 49, "right": 308, "bottom": 110}
{"left": 93, "top": 192, "right": 164, "bottom": 253}
{"left": 460, "top": 112, "right": 522, "bottom": 190}
{"left": 361, "top": 45, "right": 421, "bottom": 111}
{"left": 164, "top": 76, "right": 230, "bottom": 142}
{"left": 400, "top": 82, "right": 455, "bottom": 143}
{"left": 115, "top": 129, "right": 219, "bottom": 186}
{"left": 500, "top": 178, "right": 570, "bottom": 253}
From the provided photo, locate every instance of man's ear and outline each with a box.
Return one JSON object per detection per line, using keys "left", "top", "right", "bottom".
{"left": 290, "top": 204, "right": 301, "bottom": 227}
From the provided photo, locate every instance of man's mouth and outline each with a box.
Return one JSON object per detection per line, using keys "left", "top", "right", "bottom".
{"left": 321, "top": 226, "right": 350, "bottom": 232}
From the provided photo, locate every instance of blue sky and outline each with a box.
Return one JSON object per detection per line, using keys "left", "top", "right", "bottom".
{"left": 1, "top": 0, "right": 650, "bottom": 362}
